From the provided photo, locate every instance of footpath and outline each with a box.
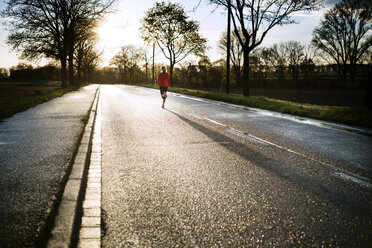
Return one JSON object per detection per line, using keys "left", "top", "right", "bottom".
{"left": 0, "top": 84, "right": 99, "bottom": 247}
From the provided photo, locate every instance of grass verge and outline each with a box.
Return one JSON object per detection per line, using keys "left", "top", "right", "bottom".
{"left": 0, "top": 85, "right": 79, "bottom": 120}
{"left": 137, "top": 83, "right": 372, "bottom": 130}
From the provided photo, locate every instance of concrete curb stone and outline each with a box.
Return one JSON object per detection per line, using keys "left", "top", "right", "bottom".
{"left": 47, "top": 85, "right": 100, "bottom": 248}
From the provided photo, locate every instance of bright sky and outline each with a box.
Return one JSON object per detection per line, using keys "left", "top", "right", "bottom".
{"left": 0, "top": 0, "right": 338, "bottom": 69}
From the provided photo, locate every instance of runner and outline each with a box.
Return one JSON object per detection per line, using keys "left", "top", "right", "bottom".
{"left": 157, "top": 66, "right": 170, "bottom": 108}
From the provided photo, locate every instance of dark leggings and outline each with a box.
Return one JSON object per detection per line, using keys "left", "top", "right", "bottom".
{"left": 160, "top": 87, "right": 168, "bottom": 98}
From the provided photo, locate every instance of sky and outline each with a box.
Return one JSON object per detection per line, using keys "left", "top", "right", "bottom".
{"left": 0, "top": 0, "right": 339, "bottom": 69}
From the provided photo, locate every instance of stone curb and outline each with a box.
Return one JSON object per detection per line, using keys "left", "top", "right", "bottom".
{"left": 77, "top": 92, "right": 102, "bottom": 248}
{"left": 47, "top": 86, "right": 100, "bottom": 248}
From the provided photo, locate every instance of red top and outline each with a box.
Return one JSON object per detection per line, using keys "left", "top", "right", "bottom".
{"left": 157, "top": 72, "right": 170, "bottom": 87}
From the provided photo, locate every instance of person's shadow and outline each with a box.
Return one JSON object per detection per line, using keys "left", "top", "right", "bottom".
{"left": 162, "top": 108, "right": 365, "bottom": 214}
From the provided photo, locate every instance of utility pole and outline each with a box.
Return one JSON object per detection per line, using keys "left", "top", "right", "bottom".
{"left": 226, "top": 0, "right": 231, "bottom": 95}
{"left": 152, "top": 43, "right": 155, "bottom": 85}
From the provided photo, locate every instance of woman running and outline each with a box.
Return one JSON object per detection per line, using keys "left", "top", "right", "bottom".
{"left": 157, "top": 66, "right": 170, "bottom": 108}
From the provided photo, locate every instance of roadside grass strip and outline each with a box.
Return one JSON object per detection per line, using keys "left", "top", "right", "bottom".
{"left": 136, "top": 83, "right": 372, "bottom": 130}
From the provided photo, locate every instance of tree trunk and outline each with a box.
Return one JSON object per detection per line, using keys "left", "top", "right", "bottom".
{"left": 226, "top": 0, "right": 231, "bottom": 95}
{"left": 169, "top": 62, "right": 174, "bottom": 86}
{"left": 145, "top": 62, "right": 148, "bottom": 84}
{"left": 242, "top": 49, "right": 250, "bottom": 97}
{"left": 83, "top": 69, "right": 87, "bottom": 83}
{"left": 204, "top": 70, "right": 207, "bottom": 86}
{"left": 77, "top": 57, "right": 82, "bottom": 84}
{"left": 152, "top": 43, "right": 155, "bottom": 84}
{"left": 365, "top": 63, "right": 372, "bottom": 108}
{"left": 60, "top": 54, "right": 68, "bottom": 88}
{"left": 236, "top": 72, "right": 241, "bottom": 87}
{"left": 124, "top": 65, "right": 127, "bottom": 83}
{"left": 68, "top": 42, "right": 75, "bottom": 86}
{"left": 350, "top": 63, "right": 356, "bottom": 84}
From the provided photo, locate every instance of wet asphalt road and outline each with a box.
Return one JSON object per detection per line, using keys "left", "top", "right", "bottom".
{"left": 0, "top": 85, "right": 98, "bottom": 247}
{"left": 101, "top": 85, "right": 372, "bottom": 247}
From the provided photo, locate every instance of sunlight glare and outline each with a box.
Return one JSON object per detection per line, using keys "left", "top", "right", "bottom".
{"left": 95, "top": 17, "right": 143, "bottom": 67}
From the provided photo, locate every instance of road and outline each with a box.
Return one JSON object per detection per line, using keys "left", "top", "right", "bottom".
{"left": 0, "top": 85, "right": 98, "bottom": 247}
{"left": 99, "top": 85, "right": 372, "bottom": 247}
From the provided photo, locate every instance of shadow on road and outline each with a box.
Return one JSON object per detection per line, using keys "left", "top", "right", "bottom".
{"left": 164, "top": 108, "right": 371, "bottom": 217}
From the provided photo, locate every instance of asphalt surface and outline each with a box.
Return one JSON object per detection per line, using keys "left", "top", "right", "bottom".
{"left": 0, "top": 85, "right": 98, "bottom": 247}
{"left": 101, "top": 85, "right": 372, "bottom": 247}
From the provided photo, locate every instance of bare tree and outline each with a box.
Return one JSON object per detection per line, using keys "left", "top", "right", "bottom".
{"left": 209, "top": 0, "right": 321, "bottom": 96}
{"left": 75, "top": 36, "right": 101, "bottom": 84}
{"left": 300, "top": 44, "right": 317, "bottom": 80}
{"left": 141, "top": 1, "right": 207, "bottom": 83}
{"left": 198, "top": 55, "right": 212, "bottom": 86}
{"left": 111, "top": 45, "right": 142, "bottom": 84}
{"left": 141, "top": 47, "right": 153, "bottom": 84}
{"left": 2, "top": 0, "right": 114, "bottom": 87}
{"left": 64, "top": 0, "right": 114, "bottom": 85}
{"left": 312, "top": 0, "right": 372, "bottom": 83}
{"left": 111, "top": 45, "right": 131, "bottom": 83}
{"left": 268, "top": 43, "right": 288, "bottom": 83}
{"left": 3, "top": 0, "right": 67, "bottom": 86}
{"left": 361, "top": 46, "right": 372, "bottom": 107}
{"left": 285, "top": 41, "right": 305, "bottom": 82}
{"left": 219, "top": 30, "right": 244, "bottom": 87}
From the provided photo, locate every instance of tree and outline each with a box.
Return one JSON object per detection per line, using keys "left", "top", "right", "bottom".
{"left": 141, "top": 1, "right": 207, "bottom": 84}
{"left": 2, "top": 0, "right": 113, "bottom": 87}
{"left": 265, "top": 43, "right": 288, "bottom": 84}
{"left": 219, "top": 30, "right": 244, "bottom": 87}
{"left": 75, "top": 38, "right": 101, "bottom": 83}
{"left": 3, "top": 0, "right": 66, "bottom": 86}
{"left": 361, "top": 46, "right": 372, "bottom": 107}
{"left": 300, "top": 44, "right": 317, "bottom": 81}
{"left": 111, "top": 45, "right": 131, "bottom": 83}
{"left": 312, "top": 0, "right": 372, "bottom": 84}
{"left": 0, "top": 68, "right": 9, "bottom": 80}
{"left": 64, "top": 0, "right": 114, "bottom": 85}
{"left": 285, "top": 41, "right": 305, "bottom": 82}
{"left": 209, "top": 0, "right": 321, "bottom": 96}
{"left": 141, "top": 47, "right": 153, "bottom": 84}
{"left": 111, "top": 45, "right": 142, "bottom": 84}
{"left": 198, "top": 55, "right": 212, "bottom": 86}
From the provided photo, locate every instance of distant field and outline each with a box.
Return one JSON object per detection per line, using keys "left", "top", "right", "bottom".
{"left": 0, "top": 81, "right": 78, "bottom": 120}
{"left": 249, "top": 88, "right": 365, "bottom": 107}
{"left": 189, "top": 87, "right": 366, "bottom": 107}
{"left": 0, "top": 81, "right": 61, "bottom": 101}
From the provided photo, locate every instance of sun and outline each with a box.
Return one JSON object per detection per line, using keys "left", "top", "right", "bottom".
{"left": 95, "top": 17, "right": 143, "bottom": 67}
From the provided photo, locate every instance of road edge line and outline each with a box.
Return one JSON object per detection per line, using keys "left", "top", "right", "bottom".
{"left": 47, "top": 85, "right": 100, "bottom": 248}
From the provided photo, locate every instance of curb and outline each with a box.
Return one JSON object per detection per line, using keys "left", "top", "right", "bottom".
{"left": 77, "top": 87, "right": 102, "bottom": 248}
{"left": 47, "top": 86, "right": 100, "bottom": 248}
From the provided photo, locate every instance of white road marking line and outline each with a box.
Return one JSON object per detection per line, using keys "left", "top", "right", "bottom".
{"left": 192, "top": 114, "right": 372, "bottom": 189}
{"left": 175, "top": 92, "right": 372, "bottom": 136}
{"left": 333, "top": 172, "right": 372, "bottom": 188}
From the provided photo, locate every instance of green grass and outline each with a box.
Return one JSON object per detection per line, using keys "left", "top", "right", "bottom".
{"left": 0, "top": 85, "right": 79, "bottom": 120}
{"left": 137, "top": 83, "right": 372, "bottom": 130}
